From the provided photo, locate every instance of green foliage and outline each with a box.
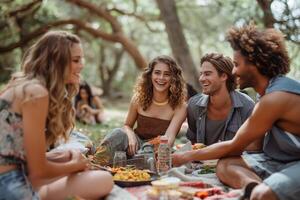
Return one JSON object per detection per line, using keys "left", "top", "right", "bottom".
{"left": 75, "top": 100, "right": 128, "bottom": 144}
{"left": 0, "top": 49, "right": 20, "bottom": 82}
{"left": 75, "top": 119, "right": 123, "bottom": 145}
{"left": 0, "top": 0, "right": 299, "bottom": 88}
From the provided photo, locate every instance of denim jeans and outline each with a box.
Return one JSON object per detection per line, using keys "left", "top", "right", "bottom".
{"left": 100, "top": 128, "right": 144, "bottom": 161}
{"left": 0, "top": 169, "right": 39, "bottom": 200}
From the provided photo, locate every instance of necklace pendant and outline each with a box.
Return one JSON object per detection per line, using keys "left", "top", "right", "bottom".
{"left": 152, "top": 99, "right": 169, "bottom": 106}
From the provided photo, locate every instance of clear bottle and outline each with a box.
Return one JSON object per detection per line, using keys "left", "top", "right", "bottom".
{"left": 157, "top": 135, "right": 171, "bottom": 176}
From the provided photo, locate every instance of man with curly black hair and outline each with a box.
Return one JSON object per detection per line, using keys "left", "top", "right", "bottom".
{"left": 172, "top": 24, "right": 300, "bottom": 200}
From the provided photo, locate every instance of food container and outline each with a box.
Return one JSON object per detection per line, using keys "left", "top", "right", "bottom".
{"left": 146, "top": 188, "right": 160, "bottom": 200}
{"left": 146, "top": 187, "right": 182, "bottom": 200}
{"left": 168, "top": 190, "right": 181, "bottom": 200}
{"left": 151, "top": 180, "right": 169, "bottom": 190}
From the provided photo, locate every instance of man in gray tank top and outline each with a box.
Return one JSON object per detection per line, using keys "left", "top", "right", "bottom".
{"left": 172, "top": 24, "right": 300, "bottom": 200}
{"left": 186, "top": 53, "right": 261, "bottom": 150}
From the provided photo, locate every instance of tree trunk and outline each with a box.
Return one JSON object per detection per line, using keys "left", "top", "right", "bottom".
{"left": 98, "top": 44, "right": 124, "bottom": 98}
{"left": 156, "top": 0, "right": 200, "bottom": 91}
{"left": 66, "top": 0, "right": 147, "bottom": 69}
{"left": 0, "top": 0, "right": 147, "bottom": 71}
{"left": 0, "top": 63, "right": 12, "bottom": 82}
{"left": 257, "top": 0, "right": 275, "bottom": 28}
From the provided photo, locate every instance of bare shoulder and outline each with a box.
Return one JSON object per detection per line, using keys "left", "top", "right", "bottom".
{"left": 92, "top": 95, "right": 102, "bottom": 104}
{"left": 253, "top": 91, "right": 296, "bottom": 121}
{"left": 174, "top": 102, "right": 187, "bottom": 114}
{"left": 177, "top": 102, "right": 187, "bottom": 110}
{"left": 18, "top": 81, "right": 48, "bottom": 102}
{"left": 259, "top": 91, "right": 294, "bottom": 108}
{"left": 93, "top": 95, "right": 101, "bottom": 101}
{"left": 259, "top": 91, "right": 300, "bottom": 134}
{"left": 130, "top": 95, "right": 139, "bottom": 108}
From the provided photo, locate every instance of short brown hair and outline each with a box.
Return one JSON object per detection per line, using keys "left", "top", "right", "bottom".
{"left": 200, "top": 53, "right": 236, "bottom": 91}
{"left": 226, "top": 23, "right": 290, "bottom": 78}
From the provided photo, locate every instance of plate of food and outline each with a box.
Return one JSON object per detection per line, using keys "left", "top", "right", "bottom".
{"left": 113, "top": 168, "right": 159, "bottom": 187}
{"left": 192, "top": 143, "right": 206, "bottom": 150}
{"left": 174, "top": 142, "right": 206, "bottom": 151}
{"left": 197, "top": 165, "right": 216, "bottom": 174}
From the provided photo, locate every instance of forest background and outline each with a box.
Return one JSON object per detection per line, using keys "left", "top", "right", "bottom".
{"left": 0, "top": 0, "right": 299, "bottom": 142}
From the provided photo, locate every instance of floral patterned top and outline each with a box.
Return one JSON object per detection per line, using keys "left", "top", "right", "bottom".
{"left": 0, "top": 99, "right": 25, "bottom": 165}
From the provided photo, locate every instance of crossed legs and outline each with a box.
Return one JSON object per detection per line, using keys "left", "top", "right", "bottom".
{"left": 39, "top": 170, "right": 113, "bottom": 200}
{"left": 216, "top": 156, "right": 278, "bottom": 200}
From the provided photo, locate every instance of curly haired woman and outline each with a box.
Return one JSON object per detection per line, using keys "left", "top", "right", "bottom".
{"left": 0, "top": 31, "right": 113, "bottom": 200}
{"left": 100, "top": 55, "right": 187, "bottom": 160}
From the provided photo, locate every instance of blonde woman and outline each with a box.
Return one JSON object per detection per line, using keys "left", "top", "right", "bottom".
{"left": 101, "top": 55, "right": 187, "bottom": 159}
{"left": 0, "top": 31, "right": 113, "bottom": 200}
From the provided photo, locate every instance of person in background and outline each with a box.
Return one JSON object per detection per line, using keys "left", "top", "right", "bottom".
{"left": 187, "top": 53, "right": 261, "bottom": 150}
{"left": 75, "top": 81, "right": 104, "bottom": 124}
{"left": 172, "top": 24, "right": 300, "bottom": 200}
{"left": 0, "top": 31, "right": 113, "bottom": 200}
{"left": 99, "top": 55, "right": 187, "bottom": 161}
{"left": 186, "top": 83, "right": 197, "bottom": 100}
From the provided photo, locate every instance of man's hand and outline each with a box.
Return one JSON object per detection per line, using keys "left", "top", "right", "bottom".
{"left": 172, "top": 152, "right": 189, "bottom": 167}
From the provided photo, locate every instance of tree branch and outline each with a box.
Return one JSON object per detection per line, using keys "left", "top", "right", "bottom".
{"left": 0, "top": 18, "right": 146, "bottom": 69}
{"left": 256, "top": 0, "right": 275, "bottom": 28}
{"left": 65, "top": 0, "right": 122, "bottom": 33}
{"left": 0, "top": 19, "right": 118, "bottom": 53}
{"left": 7, "top": 0, "right": 42, "bottom": 17}
{"left": 108, "top": 7, "right": 161, "bottom": 33}
{"left": 65, "top": 0, "right": 146, "bottom": 68}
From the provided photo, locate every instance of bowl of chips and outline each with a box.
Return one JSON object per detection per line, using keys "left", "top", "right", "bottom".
{"left": 113, "top": 168, "right": 158, "bottom": 187}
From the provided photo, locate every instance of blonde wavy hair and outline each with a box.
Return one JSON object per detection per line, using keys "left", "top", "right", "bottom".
{"left": 12, "top": 31, "right": 81, "bottom": 147}
{"left": 134, "top": 55, "right": 186, "bottom": 111}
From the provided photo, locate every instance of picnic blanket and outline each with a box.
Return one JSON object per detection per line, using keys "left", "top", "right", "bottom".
{"left": 105, "top": 185, "right": 138, "bottom": 200}
{"left": 168, "top": 166, "right": 224, "bottom": 187}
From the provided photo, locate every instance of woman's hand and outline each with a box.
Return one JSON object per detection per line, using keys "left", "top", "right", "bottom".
{"left": 127, "top": 132, "right": 138, "bottom": 156}
{"left": 70, "top": 150, "right": 90, "bottom": 171}
{"left": 46, "top": 150, "right": 71, "bottom": 163}
{"left": 81, "top": 104, "right": 92, "bottom": 113}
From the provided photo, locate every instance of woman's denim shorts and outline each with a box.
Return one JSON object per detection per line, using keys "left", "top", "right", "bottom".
{"left": 0, "top": 169, "right": 39, "bottom": 200}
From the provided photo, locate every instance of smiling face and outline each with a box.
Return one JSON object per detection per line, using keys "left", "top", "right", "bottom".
{"left": 199, "top": 61, "right": 226, "bottom": 95}
{"left": 232, "top": 51, "right": 255, "bottom": 89}
{"left": 66, "top": 43, "right": 84, "bottom": 84}
{"left": 151, "top": 62, "right": 171, "bottom": 93}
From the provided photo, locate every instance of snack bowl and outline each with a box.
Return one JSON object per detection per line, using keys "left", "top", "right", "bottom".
{"left": 114, "top": 170, "right": 158, "bottom": 187}
{"left": 151, "top": 177, "right": 181, "bottom": 191}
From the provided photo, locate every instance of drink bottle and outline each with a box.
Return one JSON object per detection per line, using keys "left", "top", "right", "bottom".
{"left": 157, "top": 135, "right": 171, "bottom": 176}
